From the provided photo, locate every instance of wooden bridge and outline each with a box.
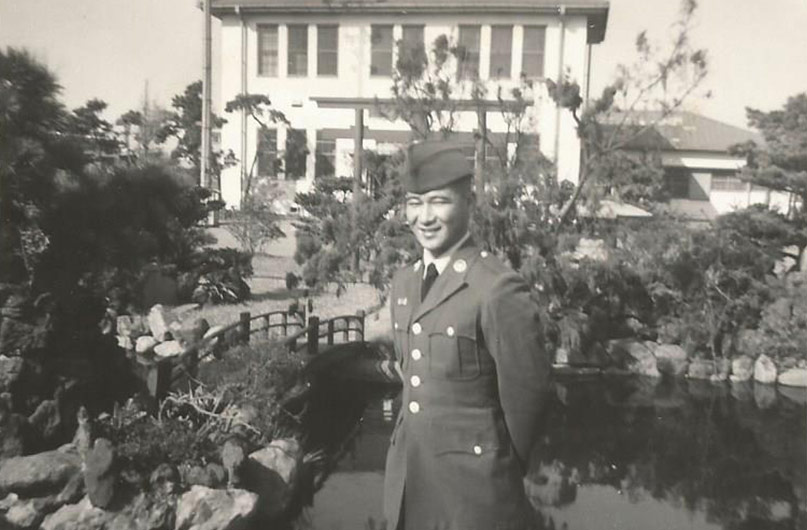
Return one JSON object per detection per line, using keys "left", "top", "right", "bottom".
{"left": 139, "top": 307, "right": 367, "bottom": 401}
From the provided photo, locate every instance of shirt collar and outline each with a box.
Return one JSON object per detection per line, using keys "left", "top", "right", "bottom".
{"left": 422, "top": 232, "right": 471, "bottom": 277}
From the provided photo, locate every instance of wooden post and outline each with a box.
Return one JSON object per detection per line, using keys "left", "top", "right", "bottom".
{"left": 307, "top": 316, "right": 319, "bottom": 355}
{"left": 263, "top": 315, "right": 271, "bottom": 340}
{"left": 356, "top": 310, "right": 366, "bottom": 341}
{"left": 343, "top": 319, "right": 349, "bottom": 342}
{"left": 281, "top": 312, "right": 288, "bottom": 336}
{"left": 239, "top": 312, "right": 251, "bottom": 345}
{"left": 474, "top": 108, "right": 487, "bottom": 201}
{"left": 327, "top": 320, "right": 335, "bottom": 346}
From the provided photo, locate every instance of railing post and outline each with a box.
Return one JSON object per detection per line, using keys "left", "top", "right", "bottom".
{"left": 327, "top": 320, "right": 335, "bottom": 346}
{"left": 307, "top": 316, "right": 319, "bottom": 355}
{"left": 356, "top": 310, "right": 366, "bottom": 341}
{"left": 281, "top": 312, "right": 288, "bottom": 337}
{"left": 263, "top": 315, "right": 270, "bottom": 340}
{"left": 239, "top": 312, "right": 251, "bottom": 345}
{"left": 343, "top": 318, "right": 349, "bottom": 342}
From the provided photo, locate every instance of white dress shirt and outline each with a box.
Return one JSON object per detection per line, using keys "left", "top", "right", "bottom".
{"left": 422, "top": 232, "right": 471, "bottom": 278}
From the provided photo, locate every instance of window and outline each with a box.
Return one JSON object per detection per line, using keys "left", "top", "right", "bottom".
{"left": 664, "top": 167, "right": 691, "bottom": 199}
{"left": 711, "top": 173, "right": 747, "bottom": 191}
{"left": 315, "top": 132, "right": 336, "bottom": 178}
{"left": 257, "top": 128, "right": 278, "bottom": 177}
{"left": 489, "top": 26, "right": 512, "bottom": 79}
{"left": 287, "top": 25, "right": 308, "bottom": 77}
{"left": 457, "top": 25, "right": 481, "bottom": 79}
{"left": 398, "top": 25, "right": 426, "bottom": 72}
{"left": 317, "top": 25, "right": 338, "bottom": 76}
{"left": 285, "top": 129, "right": 308, "bottom": 179}
{"left": 522, "top": 26, "right": 546, "bottom": 78}
{"left": 257, "top": 24, "right": 278, "bottom": 77}
{"left": 371, "top": 25, "right": 393, "bottom": 76}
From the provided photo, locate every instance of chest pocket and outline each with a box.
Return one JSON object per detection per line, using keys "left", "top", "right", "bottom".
{"left": 428, "top": 321, "right": 480, "bottom": 380}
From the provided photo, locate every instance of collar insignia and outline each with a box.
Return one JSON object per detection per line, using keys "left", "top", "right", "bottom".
{"left": 453, "top": 259, "right": 467, "bottom": 273}
{"left": 397, "top": 297, "right": 408, "bottom": 306}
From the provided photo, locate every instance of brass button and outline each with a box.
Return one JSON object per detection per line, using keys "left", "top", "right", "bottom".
{"left": 411, "top": 349, "right": 422, "bottom": 361}
{"left": 410, "top": 375, "right": 421, "bottom": 387}
{"left": 408, "top": 401, "right": 420, "bottom": 414}
{"left": 473, "top": 445, "right": 482, "bottom": 455}
{"left": 412, "top": 323, "right": 422, "bottom": 335}
{"left": 446, "top": 326, "right": 455, "bottom": 337}
{"left": 480, "top": 251, "right": 489, "bottom": 258}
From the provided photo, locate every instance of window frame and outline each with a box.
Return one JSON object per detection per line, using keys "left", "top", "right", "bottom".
{"left": 521, "top": 25, "right": 546, "bottom": 79}
{"left": 257, "top": 24, "right": 279, "bottom": 77}
{"left": 370, "top": 24, "right": 394, "bottom": 77}
{"left": 489, "top": 25, "right": 513, "bottom": 79}
{"left": 287, "top": 24, "right": 309, "bottom": 77}
{"left": 315, "top": 131, "right": 336, "bottom": 178}
{"left": 317, "top": 24, "right": 339, "bottom": 77}
{"left": 457, "top": 25, "right": 481, "bottom": 80}
{"left": 284, "top": 128, "right": 308, "bottom": 180}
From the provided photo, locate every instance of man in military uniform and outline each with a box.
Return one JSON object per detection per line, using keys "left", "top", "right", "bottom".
{"left": 384, "top": 140, "right": 551, "bottom": 530}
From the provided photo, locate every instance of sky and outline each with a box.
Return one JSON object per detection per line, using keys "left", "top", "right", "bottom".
{"left": 1, "top": 0, "right": 806, "bottom": 129}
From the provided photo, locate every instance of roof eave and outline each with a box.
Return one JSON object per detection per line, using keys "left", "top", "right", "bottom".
{"left": 212, "top": 4, "right": 610, "bottom": 19}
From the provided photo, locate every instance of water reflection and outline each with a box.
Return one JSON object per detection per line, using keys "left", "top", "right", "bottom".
{"left": 299, "top": 377, "right": 807, "bottom": 530}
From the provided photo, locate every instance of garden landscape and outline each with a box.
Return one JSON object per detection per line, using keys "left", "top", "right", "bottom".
{"left": 1, "top": 0, "right": 806, "bottom": 529}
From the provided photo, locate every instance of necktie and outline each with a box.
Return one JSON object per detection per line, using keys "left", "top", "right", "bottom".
{"left": 421, "top": 263, "right": 439, "bottom": 301}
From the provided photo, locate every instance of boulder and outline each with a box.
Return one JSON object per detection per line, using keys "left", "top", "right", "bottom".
{"left": 242, "top": 438, "right": 303, "bottom": 519}
{"left": 730, "top": 355, "right": 754, "bottom": 383}
{"left": 0, "top": 449, "right": 81, "bottom": 497}
{"left": 115, "top": 315, "right": 147, "bottom": 339}
{"left": 777, "top": 368, "right": 807, "bottom": 387}
{"left": 153, "top": 340, "right": 183, "bottom": 358}
{"left": 654, "top": 344, "right": 688, "bottom": 376}
{"left": 135, "top": 336, "right": 158, "bottom": 355}
{"left": 41, "top": 496, "right": 108, "bottom": 530}
{"left": 180, "top": 464, "right": 226, "bottom": 488}
{"left": 0, "top": 410, "right": 32, "bottom": 459}
{"left": 687, "top": 359, "right": 715, "bottom": 380}
{"left": 754, "top": 354, "right": 777, "bottom": 384}
{"left": 84, "top": 438, "right": 116, "bottom": 509}
{"left": 147, "top": 305, "right": 178, "bottom": 342}
{"left": 174, "top": 486, "right": 257, "bottom": 530}
{"left": 605, "top": 339, "right": 660, "bottom": 377}
{"left": 116, "top": 336, "right": 133, "bottom": 351}
{"left": 0, "top": 355, "right": 24, "bottom": 393}
{"left": 28, "top": 399, "right": 62, "bottom": 444}
{"left": 554, "top": 348, "right": 569, "bottom": 365}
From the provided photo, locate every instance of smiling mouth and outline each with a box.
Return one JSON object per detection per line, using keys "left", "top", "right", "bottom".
{"left": 417, "top": 226, "right": 440, "bottom": 237}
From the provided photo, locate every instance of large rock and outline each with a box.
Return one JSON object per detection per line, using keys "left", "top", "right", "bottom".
{"left": 687, "top": 359, "right": 715, "bottom": 380}
{"left": 0, "top": 449, "right": 81, "bottom": 497}
{"left": 0, "top": 408, "right": 32, "bottom": 459}
{"left": 175, "top": 486, "right": 257, "bottom": 530}
{"left": 84, "top": 438, "right": 116, "bottom": 508}
{"left": 754, "top": 354, "right": 777, "bottom": 384}
{"left": 0, "top": 493, "right": 64, "bottom": 529}
{"left": 654, "top": 344, "right": 688, "bottom": 376}
{"left": 730, "top": 355, "right": 754, "bottom": 383}
{"left": 0, "top": 355, "right": 24, "bottom": 393}
{"left": 115, "top": 315, "right": 147, "bottom": 339}
{"left": 242, "top": 438, "right": 303, "bottom": 519}
{"left": 135, "top": 335, "right": 158, "bottom": 355}
{"left": 153, "top": 340, "right": 183, "bottom": 358}
{"left": 147, "top": 304, "right": 178, "bottom": 342}
{"left": 40, "top": 496, "right": 108, "bottom": 530}
{"left": 778, "top": 368, "right": 807, "bottom": 387}
{"left": 605, "top": 339, "right": 660, "bottom": 377}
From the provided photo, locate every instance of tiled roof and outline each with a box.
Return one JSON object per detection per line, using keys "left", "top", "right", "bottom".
{"left": 620, "top": 111, "right": 762, "bottom": 154}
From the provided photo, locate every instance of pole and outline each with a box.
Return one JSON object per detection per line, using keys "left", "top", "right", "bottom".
{"left": 201, "top": 0, "right": 212, "bottom": 189}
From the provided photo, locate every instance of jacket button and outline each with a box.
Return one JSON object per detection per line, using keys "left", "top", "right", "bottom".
{"left": 412, "top": 323, "right": 422, "bottom": 335}
{"left": 411, "top": 349, "right": 422, "bottom": 361}
{"left": 473, "top": 445, "right": 482, "bottom": 455}
{"left": 480, "top": 251, "right": 488, "bottom": 258}
{"left": 410, "top": 375, "right": 421, "bottom": 387}
{"left": 446, "top": 326, "right": 455, "bottom": 336}
{"left": 408, "top": 401, "right": 420, "bottom": 414}
{"left": 393, "top": 322, "right": 399, "bottom": 330}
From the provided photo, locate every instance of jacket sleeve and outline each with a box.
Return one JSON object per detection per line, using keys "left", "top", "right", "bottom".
{"left": 480, "top": 271, "right": 551, "bottom": 471}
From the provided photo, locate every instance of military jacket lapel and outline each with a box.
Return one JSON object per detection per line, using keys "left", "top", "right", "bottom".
{"left": 412, "top": 240, "right": 479, "bottom": 323}
{"left": 395, "top": 260, "right": 422, "bottom": 327}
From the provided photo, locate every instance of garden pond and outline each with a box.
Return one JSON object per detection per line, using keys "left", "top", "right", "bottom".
{"left": 296, "top": 376, "right": 806, "bottom": 530}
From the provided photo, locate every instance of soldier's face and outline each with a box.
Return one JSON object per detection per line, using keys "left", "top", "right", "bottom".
{"left": 405, "top": 182, "right": 472, "bottom": 257}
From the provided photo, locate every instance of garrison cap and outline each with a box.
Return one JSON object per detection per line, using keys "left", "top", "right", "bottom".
{"left": 403, "top": 140, "right": 473, "bottom": 193}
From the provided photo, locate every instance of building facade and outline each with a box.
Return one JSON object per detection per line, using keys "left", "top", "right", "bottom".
{"left": 212, "top": 0, "right": 610, "bottom": 207}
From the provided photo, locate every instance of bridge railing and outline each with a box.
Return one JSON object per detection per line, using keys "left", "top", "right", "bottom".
{"left": 141, "top": 308, "right": 366, "bottom": 400}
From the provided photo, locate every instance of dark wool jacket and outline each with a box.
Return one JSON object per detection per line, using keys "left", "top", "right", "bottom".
{"left": 384, "top": 240, "right": 551, "bottom": 530}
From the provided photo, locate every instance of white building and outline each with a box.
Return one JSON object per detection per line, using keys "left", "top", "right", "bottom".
{"left": 622, "top": 111, "right": 792, "bottom": 220}
{"left": 212, "top": 0, "right": 610, "bottom": 207}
